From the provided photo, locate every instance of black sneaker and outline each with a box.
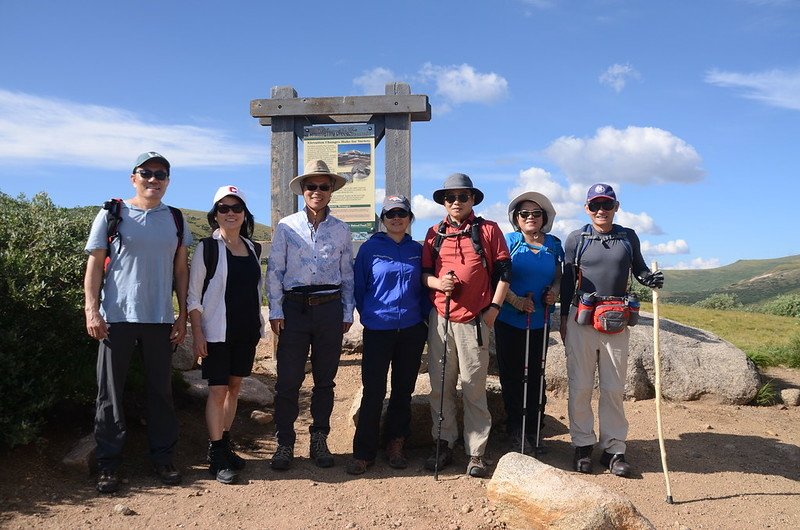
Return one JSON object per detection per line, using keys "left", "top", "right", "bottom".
{"left": 270, "top": 444, "right": 294, "bottom": 471}
{"left": 600, "top": 451, "right": 632, "bottom": 477}
{"left": 96, "top": 469, "right": 120, "bottom": 493}
{"left": 573, "top": 445, "right": 594, "bottom": 474}
{"left": 154, "top": 463, "right": 182, "bottom": 486}
{"left": 222, "top": 431, "right": 246, "bottom": 470}
{"left": 208, "top": 440, "right": 238, "bottom": 485}
{"left": 424, "top": 440, "right": 453, "bottom": 472}
{"left": 310, "top": 431, "right": 334, "bottom": 468}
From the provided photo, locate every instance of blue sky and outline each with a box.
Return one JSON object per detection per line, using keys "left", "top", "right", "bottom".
{"left": 1, "top": 0, "right": 798, "bottom": 269}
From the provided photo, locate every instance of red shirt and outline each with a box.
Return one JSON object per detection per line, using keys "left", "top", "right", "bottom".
{"left": 422, "top": 212, "right": 510, "bottom": 323}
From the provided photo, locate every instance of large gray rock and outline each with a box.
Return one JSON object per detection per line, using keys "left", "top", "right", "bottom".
{"left": 488, "top": 452, "right": 654, "bottom": 530}
{"left": 342, "top": 311, "right": 364, "bottom": 354}
{"left": 540, "top": 313, "right": 760, "bottom": 405}
{"left": 62, "top": 433, "right": 96, "bottom": 473}
{"left": 181, "top": 370, "right": 274, "bottom": 406}
{"left": 172, "top": 325, "right": 197, "bottom": 371}
{"left": 349, "top": 373, "right": 505, "bottom": 449}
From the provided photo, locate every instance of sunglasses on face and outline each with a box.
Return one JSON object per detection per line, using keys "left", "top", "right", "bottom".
{"left": 518, "top": 209, "right": 543, "bottom": 219}
{"left": 384, "top": 209, "right": 409, "bottom": 219}
{"left": 588, "top": 200, "right": 616, "bottom": 212}
{"left": 135, "top": 169, "right": 169, "bottom": 181}
{"left": 444, "top": 193, "right": 472, "bottom": 204}
{"left": 304, "top": 183, "right": 332, "bottom": 192}
{"left": 217, "top": 204, "right": 244, "bottom": 214}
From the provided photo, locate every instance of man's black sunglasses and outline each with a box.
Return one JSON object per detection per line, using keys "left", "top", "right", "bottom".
{"left": 444, "top": 193, "right": 472, "bottom": 204}
{"left": 135, "top": 169, "right": 169, "bottom": 181}
{"left": 217, "top": 204, "right": 244, "bottom": 214}
{"left": 304, "top": 183, "right": 332, "bottom": 192}
{"left": 588, "top": 200, "right": 616, "bottom": 212}
{"left": 384, "top": 209, "right": 409, "bottom": 219}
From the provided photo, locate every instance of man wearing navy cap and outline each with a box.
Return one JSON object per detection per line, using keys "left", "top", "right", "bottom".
{"left": 84, "top": 151, "right": 192, "bottom": 492}
{"left": 559, "top": 183, "right": 663, "bottom": 478}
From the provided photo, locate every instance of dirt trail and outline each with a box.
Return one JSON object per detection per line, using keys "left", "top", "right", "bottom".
{"left": 1, "top": 354, "right": 798, "bottom": 529}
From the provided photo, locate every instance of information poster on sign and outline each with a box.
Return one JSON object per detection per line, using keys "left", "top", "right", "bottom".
{"left": 303, "top": 124, "right": 376, "bottom": 240}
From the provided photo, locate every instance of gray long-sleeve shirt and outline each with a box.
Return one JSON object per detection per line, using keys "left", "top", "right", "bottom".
{"left": 560, "top": 224, "right": 650, "bottom": 317}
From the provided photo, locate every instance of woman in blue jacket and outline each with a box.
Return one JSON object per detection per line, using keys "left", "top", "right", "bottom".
{"left": 495, "top": 191, "right": 563, "bottom": 453}
{"left": 347, "top": 195, "right": 428, "bottom": 475}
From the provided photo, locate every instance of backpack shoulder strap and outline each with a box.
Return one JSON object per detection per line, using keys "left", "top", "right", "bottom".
{"left": 471, "top": 216, "right": 488, "bottom": 270}
{"left": 430, "top": 219, "right": 448, "bottom": 262}
{"left": 102, "top": 199, "right": 124, "bottom": 272}
{"left": 574, "top": 224, "right": 593, "bottom": 268}
{"left": 167, "top": 206, "right": 184, "bottom": 248}
{"left": 201, "top": 237, "right": 218, "bottom": 301}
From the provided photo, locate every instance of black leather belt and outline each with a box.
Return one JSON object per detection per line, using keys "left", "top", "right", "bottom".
{"left": 285, "top": 291, "right": 341, "bottom": 306}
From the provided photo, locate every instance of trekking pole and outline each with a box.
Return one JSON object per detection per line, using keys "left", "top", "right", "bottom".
{"left": 520, "top": 299, "right": 532, "bottom": 455}
{"left": 434, "top": 271, "right": 455, "bottom": 481}
{"left": 534, "top": 297, "right": 550, "bottom": 456}
{"left": 651, "top": 260, "right": 674, "bottom": 504}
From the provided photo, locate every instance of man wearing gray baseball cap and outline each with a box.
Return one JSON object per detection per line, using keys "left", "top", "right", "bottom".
{"left": 84, "top": 151, "right": 192, "bottom": 493}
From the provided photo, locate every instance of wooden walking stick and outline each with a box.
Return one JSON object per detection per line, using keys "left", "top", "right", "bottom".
{"left": 651, "top": 260, "right": 674, "bottom": 504}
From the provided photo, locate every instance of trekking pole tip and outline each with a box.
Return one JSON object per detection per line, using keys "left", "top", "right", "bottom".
{"left": 666, "top": 495, "right": 674, "bottom": 504}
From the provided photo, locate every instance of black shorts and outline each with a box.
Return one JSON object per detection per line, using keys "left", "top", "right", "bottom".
{"left": 202, "top": 338, "right": 259, "bottom": 386}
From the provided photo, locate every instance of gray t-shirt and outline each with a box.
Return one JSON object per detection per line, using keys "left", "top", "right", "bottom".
{"left": 85, "top": 201, "right": 193, "bottom": 324}
{"left": 560, "top": 224, "right": 649, "bottom": 316}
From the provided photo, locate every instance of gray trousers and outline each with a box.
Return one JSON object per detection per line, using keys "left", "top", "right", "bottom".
{"left": 94, "top": 323, "right": 178, "bottom": 471}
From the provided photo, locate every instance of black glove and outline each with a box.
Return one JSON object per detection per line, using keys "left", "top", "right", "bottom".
{"left": 639, "top": 270, "right": 664, "bottom": 289}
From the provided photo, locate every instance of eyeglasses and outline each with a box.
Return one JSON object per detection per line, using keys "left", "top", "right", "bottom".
{"left": 588, "top": 200, "right": 616, "bottom": 212}
{"left": 444, "top": 193, "right": 472, "bottom": 204}
{"left": 135, "top": 169, "right": 169, "bottom": 181}
{"left": 518, "top": 209, "right": 543, "bottom": 219}
{"left": 217, "top": 204, "right": 244, "bottom": 214}
{"left": 304, "top": 183, "right": 332, "bottom": 192}
{"left": 384, "top": 209, "right": 409, "bottom": 219}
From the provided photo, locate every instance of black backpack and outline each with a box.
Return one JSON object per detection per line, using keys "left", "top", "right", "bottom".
{"left": 103, "top": 198, "right": 184, "bottom": 271}
{"left": 200, "top": 236, "right": 262, "bottom": 302}
{"left": 430, "top": 216, "right": 488, "bottom": 270}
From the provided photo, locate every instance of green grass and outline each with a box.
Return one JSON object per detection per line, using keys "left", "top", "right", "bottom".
{"left": 644, "top": 302, "right": 800, "bottom": 368}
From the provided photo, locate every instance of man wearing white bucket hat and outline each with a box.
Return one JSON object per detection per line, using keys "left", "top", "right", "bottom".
{"left": 267, "top": 159, "right": 354, "bottom": 471}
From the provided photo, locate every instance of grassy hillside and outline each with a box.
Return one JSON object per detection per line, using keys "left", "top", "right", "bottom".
{"left": 663, "top": 254, "right": 800, "bottom": 305}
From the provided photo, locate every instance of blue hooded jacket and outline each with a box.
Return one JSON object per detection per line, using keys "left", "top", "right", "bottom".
{"left": 354, "top": 232, "right": 429, "bottom": 330}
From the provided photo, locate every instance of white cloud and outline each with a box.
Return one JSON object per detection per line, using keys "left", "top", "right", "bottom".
{"left": 544, "top": 126, "right": 705, "bottom": 184}
{"left": 419, "top": 63, "right": 508, "bottom": 108}
{"left": 353, "top": 67, "right": 397, "bottom": 95}
{"left": 0, "top": 89, "right": 263, "bottom": 169}
{"left": 705, "top": 68, "right": 800, "bottom": 111}
{"left": 640, "top": 239, "right": 689, "bottom": 255}
{"left": 411, "top": 194, "right": 442, "bottom": 220}
{"left": 615, "top": 210, "right": 663, "bottom": 235}
{"left": 476, "top": 201, "right": 514, "bottom": 234}
{"left": 599, "top": 63, "right": 641, "bottom": 93}
{"left": 669, "top": 257, "right": 721, "bottom": 270}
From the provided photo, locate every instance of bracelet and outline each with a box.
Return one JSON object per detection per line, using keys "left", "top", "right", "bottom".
{"left": 489, "top": 302, "right": 501, "bottom": 311}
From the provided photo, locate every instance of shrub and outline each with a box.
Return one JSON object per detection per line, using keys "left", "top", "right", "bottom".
{"left": 0, "top": 192, "right": 98, "bottom": 448}
{"left": 753, "top": 380, "right": 777, "bottom": 406}
{"left": 759, "top": 293, "right": 800, "bottom": 318}
{"left": 694, "top": 293, "right": 740, "bottom": 310}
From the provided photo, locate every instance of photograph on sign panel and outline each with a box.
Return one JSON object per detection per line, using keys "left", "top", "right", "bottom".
{"left": 337, "top": 143, "right": 371, "bottom": 182}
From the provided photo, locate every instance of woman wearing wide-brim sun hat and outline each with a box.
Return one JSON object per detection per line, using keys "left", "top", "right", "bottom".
{"left": 494, "top": 191, "right": 564, "bottom": 452}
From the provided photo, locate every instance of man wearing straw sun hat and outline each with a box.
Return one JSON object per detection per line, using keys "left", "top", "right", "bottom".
{"left": 267, "top": 159, "right": 355, "bottom": 471}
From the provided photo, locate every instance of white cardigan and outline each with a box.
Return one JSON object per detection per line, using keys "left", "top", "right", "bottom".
{"left": 187, "top": 230, "right": 266, "bottom": 343}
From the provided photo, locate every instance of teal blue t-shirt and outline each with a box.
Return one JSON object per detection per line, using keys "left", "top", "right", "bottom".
{"left": 497, "top": 232, "right": 563, "bottom": 330}
{"left": 85, "top": 201, "right": 193, "bottom": 324}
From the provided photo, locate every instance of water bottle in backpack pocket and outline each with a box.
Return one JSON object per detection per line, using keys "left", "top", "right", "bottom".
{"left": 626, "top": 293, "right": 640, "bottom": 327}
{"left": 575, "top": 292, "right": 596, "bottom": 325}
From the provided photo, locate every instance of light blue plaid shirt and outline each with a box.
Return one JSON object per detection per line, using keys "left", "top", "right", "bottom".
{"left": 267, "top": 207, "right": 355, "bottom": 322}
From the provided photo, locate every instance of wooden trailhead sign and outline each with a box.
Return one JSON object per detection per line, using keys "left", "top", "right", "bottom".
{"left": 250, "top": 83, "right": 431, "bottom": 231}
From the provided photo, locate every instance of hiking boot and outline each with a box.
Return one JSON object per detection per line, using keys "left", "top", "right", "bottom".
{"left": 208, "top": 440, "right": 238, "bottom": 485}
{"left": 385, "top": 437, "right": 408, "bottom": 469}
{"left": 573, "top": 445, "right": 593, "bottom": 474}
{"left": 424, "top": 440, "right": 453, "bottom": 472}
{"left": 509, "top": 430, "right": 533, "bottom": 455}
{"left": 345, "top": 458, "right": 374, "bottom": 475}
{"left": 222, "top": 431, "right": 246, "bottom": 470}
{"left": 153, "top": 463, "right": 182, "bottom": 486}
{"left": 270, "top": 444, "right": 294, "bottom": 471}
{"left": 466, "top": 456, "right": 488, "bottom": 478}
{"left": 96, "top": 469, "right": 120, "bottom": 493}
{"left": 600, "top": 451, "right": 632, "bottom": 477}
{"left": 310, "top": 431, "right": 334, "bottom": 468}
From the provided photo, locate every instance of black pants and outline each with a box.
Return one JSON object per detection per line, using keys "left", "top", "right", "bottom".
{"left": 94, "top": 323, "right": 177, "bottom": 471}
{"left": 352, "top": 322, "right": 427, "bottom": 461}
{"left": 274, "top": 297, "right": 344, "bottom": 447}
{"left": 494, "top": 319, "right": 547, "bottom": 438}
